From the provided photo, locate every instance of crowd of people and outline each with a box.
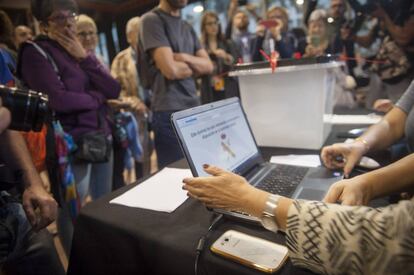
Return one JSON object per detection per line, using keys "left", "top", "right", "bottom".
{"left": 0, "top": 0, "right": 413, "bottom": 274}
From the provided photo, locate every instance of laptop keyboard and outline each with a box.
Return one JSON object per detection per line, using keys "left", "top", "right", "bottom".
{"left": 256, "top": 165, "right": 309, "bottom": 197}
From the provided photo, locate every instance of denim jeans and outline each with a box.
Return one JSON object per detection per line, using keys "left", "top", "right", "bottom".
{"left": 57, "top": 150, "right": 114, "bottom": 255}
{"left": 152, "top": 111, "right": 183, "bottom": 169}
{"left": 0, "top": 193, "right": 64, "bottom": 275}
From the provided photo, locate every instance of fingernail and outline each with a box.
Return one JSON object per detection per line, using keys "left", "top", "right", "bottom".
{"left": 203, "top": 164, "right": 209, "bottom": 169}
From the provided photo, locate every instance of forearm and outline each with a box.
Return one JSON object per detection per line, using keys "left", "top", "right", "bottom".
{"left": 0, "top": 130, "right": 43, "bottom": 189}
{"left": 244, "top": 188, "right": 293, "bottom": 232}
{"left": 353, "top": 31, "right": 375, "bottom": 48}
{"left": 382, "top": 15, "right": 414, "bottom": 47}
{"left": 80, "top": 54, "right": 121, "bottom": 100}
{"left": 358, "top": 108, "right": 406, "bottom": 153}
{"left": 363, "top": 153, "right": 414, "bottom": 199}
{"left": 167, "top": 60, "right": 194, "bottom": 80}
{"left": 183, "top": 55, "right": 213, "bottom": 76}
{"left": 285, "top": 199, "right": 414, "bottom": 274}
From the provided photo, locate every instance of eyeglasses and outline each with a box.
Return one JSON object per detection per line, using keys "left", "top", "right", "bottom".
{"left": 77, "top": 31, "right": 97, "bottom": 38}
{"left": 205, "top": 21, "right": 218, "bottom": 27}
{"left": 48, "top": 12, "right": 78, "bottom": 25}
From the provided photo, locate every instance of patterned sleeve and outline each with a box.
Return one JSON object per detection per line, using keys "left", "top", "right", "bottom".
{"left": 285, "top": 198, "right": 414, "bottom": 275}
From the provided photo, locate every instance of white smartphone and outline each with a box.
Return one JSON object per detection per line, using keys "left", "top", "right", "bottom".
{"left": 210, "top": 230, "right": 289, "bottom": 273}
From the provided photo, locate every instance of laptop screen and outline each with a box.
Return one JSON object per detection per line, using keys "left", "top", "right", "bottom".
{"left": 174, "top": 100, "right": 260, "bottom": 177}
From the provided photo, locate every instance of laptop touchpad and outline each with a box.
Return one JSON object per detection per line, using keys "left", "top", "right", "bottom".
{"left": 297, "top": 188, "right": 326, "bottom": 201}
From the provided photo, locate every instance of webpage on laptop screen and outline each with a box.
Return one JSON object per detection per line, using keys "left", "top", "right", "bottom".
{"left": 176, "top": 102, "right": 258, "bottom": 177}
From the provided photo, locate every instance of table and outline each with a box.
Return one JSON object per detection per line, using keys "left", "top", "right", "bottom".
{"left": 67, "top": 120, "right": 390, "bottom": 275}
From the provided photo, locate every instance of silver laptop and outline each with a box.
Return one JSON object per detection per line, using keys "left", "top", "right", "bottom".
{"left": 171, "top": 98, "right": 342, "bottom": 222}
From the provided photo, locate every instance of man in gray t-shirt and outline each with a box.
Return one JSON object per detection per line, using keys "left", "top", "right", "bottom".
{"left": 140, "top": 0, "right": 213, "bottom": 168}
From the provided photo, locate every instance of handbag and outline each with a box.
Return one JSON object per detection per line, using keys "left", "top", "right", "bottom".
{"left": 74, "top": 130, "right": 111, "bottom": 163}
{"left": 74, "top": 113, "right": 112, "bottom": 163}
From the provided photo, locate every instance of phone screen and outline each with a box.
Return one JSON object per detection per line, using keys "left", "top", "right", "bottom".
{"left": 260, "top": 19, "right": 278, "bottom": 29}
{"left": 310, "top": 35, "right": 321, "bottom": 47}
{"left": 238, "top": 0, "right": 248, "bottom": 6}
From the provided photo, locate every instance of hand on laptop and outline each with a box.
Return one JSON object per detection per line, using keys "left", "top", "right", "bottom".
{"left": 321, "top": 141, "right": 368, "bottom": 178}
{"left": 182, "top": 164, "right": 268, "bottom": 217}
{"left": 323, "top": 176, "right": 373, "bottom": 206}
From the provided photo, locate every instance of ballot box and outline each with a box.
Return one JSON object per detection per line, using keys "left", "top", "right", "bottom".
{"left": 230, "top": 57, "right": 343, "bottom": 149}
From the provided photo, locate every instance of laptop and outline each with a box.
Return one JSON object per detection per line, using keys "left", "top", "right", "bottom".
{"left": 171, "top": 97, "right": 342, "bottom": 222}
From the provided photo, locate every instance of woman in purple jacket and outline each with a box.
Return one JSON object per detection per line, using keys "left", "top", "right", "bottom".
{"left": 19, "top": 0, "right": 120, "bottom": 255}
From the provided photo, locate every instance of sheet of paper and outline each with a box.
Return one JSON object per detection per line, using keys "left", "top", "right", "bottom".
{"left": 270, "top": 154, "right": 321, "bottom": 167}
{"left": 110, "top": 168, "right": 192, "bottom": 213}
{"left": 323, "top": 114, "right": 382, "bottom": 125}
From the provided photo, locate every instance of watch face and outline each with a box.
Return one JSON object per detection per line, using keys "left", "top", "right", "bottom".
{"left": 262, "top": 215, "right": 278, "bottom": 232}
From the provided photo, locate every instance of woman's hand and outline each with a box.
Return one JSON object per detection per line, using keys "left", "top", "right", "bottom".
{"left": 49, "top": 28, "right": 87, "bottom": 61}
{"left": 323, "top": 176, "right": 373, "bottom": 205}
{"left": 183, "top": 165, "right": 268, "bottom": 215}
{"left": 373, "top": 99, "right": 394, "bottom": 113}
{"left": 321, "top": 142, "right": 367, "bottom": 178}
{"left": 269, "top": 19, "right": 283, "bottom": 40}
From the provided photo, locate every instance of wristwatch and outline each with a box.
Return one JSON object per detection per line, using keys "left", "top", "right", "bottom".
{"left": 260, "top": 194, "right": 282, "bottom": 233}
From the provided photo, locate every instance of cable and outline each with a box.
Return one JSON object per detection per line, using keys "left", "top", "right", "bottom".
{"left": 194, "top": 214, "right": 224, "bottom": 275}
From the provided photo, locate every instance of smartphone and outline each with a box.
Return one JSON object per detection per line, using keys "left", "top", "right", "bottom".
{"left": 259, "top": 19, "right": 279, "bottom": 29}
{"left": 210, "top": 230, "right": 289, "bottom": 273}
{"left": 310, "top": 35, "right": 321, "bottom": 47}
{"left": 238, "top": 0, "right": 248, "bottom": 6}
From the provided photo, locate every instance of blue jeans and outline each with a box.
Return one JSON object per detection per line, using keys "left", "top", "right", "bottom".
{"left": 0, "top": 193, "right": 64, "bottom": 275}
{"left": 57, "top": 150, "right": 113, "bottom": 255}
{"left": 152, "top": 111, "right": 183, "bottom": 169}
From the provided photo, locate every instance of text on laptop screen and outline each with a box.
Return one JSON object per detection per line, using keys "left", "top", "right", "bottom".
{"left": 176, "top": 101, "right": 259, "bottom": 177}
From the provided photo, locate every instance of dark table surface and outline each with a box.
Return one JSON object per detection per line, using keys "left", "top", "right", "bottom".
{"left": 67, "top": 112, "right": 391, "bottom": 275}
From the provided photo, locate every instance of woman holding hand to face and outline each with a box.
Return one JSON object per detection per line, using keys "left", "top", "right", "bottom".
{"left": 19, "top": 0, "right": 120, "bottom": 255}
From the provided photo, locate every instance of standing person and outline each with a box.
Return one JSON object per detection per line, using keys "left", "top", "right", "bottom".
{"left": 225, "top": 0, "right": 261, "bottom": 63}
{"left": 19, "top": 0, "right": 120, "bottom": 255}
{"left": 0, "top": 62, "right": 63, "bottom": 275}
{"left": 76, "top": 14, "right": 109, "bottom": 67}
{"left": 111, "top": 16, "right": 152, "bottom": 188}
{"left": 200, "top": 11, "right": 240, "bottom": 103}
{"left": 14, "top": 25, "right": 33, "bottom": 49}
{"left": 327, "top": 0, "right": 357, "bottom": 76}
{"left": 0, "top": 10, "right": 17, "bottom": 72}
{"left": 139, "top": 0, "right": 213, "bottom": 169}
{"left": 255, "top": 6, "right": 296, "bottom": 60}
{"left": 227, "top": 9, "right": 256, "bottom": 63}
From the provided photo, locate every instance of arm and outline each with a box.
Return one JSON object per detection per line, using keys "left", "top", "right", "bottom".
{"left": 323, "top": 153, "right": 414, "bottom": 205}
{"left": 321, "top": 106, "right": 407, "bottom": 176}
{"left": 183, "top": 165, "right": 414, "bottom": 274}
{"left": 227, "top": 0, "right": 238, "bottom": 21}
{"left": 152, "top": 47, "right": 194, "bottom": 80}
{"left": 374, "top": 7, "right": 414, "bottom": 47}
{"left": 21, "top": 45, "right": 102, "bottom": 114}
{"left": 0, "top": 130, "right": 57, "bottom": 231}
{"left": 79, "top": 54, "right": 120, "bottom": 100}
{"left": 173, "top": 49, "right": 213, "bottom": 77}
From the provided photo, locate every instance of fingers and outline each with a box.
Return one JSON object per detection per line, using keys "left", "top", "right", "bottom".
{"left": 22, "top": 198, "right": 38, "bottom": 230}
{"left": 343, "top": 153, "right": 360, "bottom": 178}
{"left": 323, "top": 183, "right": 343, "bottom": 203}
{"left": 341, "top": 196, "right": 358, "bottom": 206}
{"left": 203, "top": 164, "right": 225, "bottom": 176}
{"left": 37, "top": 200, "right": 57, "bottom": 229}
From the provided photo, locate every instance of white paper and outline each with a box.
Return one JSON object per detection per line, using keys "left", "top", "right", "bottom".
{"left": 110, "top": 168, "right": 192, "bottom": 213}
{"left": 270, "top": 154, "right": 321, "bottom": 168}
{"left": 323, "top": 114, "right": 382, "bottom": 125}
